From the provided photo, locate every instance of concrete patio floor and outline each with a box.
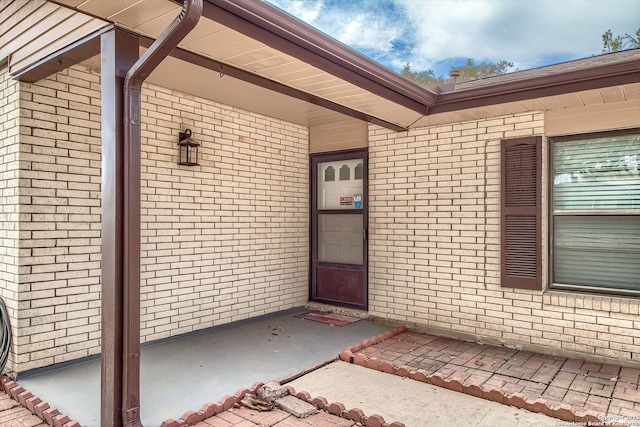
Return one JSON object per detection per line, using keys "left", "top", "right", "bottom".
{"left": 16, "top": 308, "right": 392, "bottom": 427}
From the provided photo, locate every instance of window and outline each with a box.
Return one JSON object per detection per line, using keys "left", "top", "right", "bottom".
{"left": 355, "top": 163, "right": 364, "bottom": 180}
{"left": 339, "top": 164, "right": 350, "bottom": 181}
{"left": 324, "top": 166, "right": 335, "bottom": 182}
{"left": 551, "top": 131, "right": 640, "bottom": 293}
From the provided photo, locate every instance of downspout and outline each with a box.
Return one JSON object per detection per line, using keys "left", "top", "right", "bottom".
{"left": 121, "top": 0, "right": 202, "bottom": 425}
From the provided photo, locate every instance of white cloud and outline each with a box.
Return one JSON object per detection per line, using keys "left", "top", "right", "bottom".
{"left": 333, "top": 13, "right": 401, "bottom": 54}
{"left": 270, "top": 0, "right": 324, "bottom": 23}
{"left": 266, "top": 0, "right": 640, "bottom": 74}
{"left": 398, "top": 0, "right": 640, "bottom": 71}
{"left": 270, "top": 0, "right": 406, "bottom": 56}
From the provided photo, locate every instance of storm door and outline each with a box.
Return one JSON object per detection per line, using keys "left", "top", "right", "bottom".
{"left": 311, "top": 150, "right": 368, "bottom": 309}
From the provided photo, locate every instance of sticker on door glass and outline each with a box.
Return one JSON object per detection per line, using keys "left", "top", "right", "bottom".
{"left": 340, "top": 196, "right": 354, "bottom": 206}
{"left": 353, "top": 194, "right": 362, "bottom": 209}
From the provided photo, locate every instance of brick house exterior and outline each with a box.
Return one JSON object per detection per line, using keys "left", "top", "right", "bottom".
{"left": 1, "top": 0, "right": 639, "bottom": 381}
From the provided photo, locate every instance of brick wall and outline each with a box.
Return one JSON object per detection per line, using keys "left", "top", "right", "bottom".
{"left": 16, "top": 65, "right": 103, "bottom": 372}
{"left": 368, "top": 112, "right": 640, "bottom": 363}
{"left": 11, "top": 66, "right": 309, "bottom": 373}
{"left": 138, "top": 84, "right": 309, "bottom": 341}
{"left": 0, "top": 66, "right": 20, "bottom": 372}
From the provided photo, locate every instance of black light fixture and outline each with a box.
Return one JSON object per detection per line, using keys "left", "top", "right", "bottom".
{"left": 178, "top": 128, "right": 200, "bottom": 166}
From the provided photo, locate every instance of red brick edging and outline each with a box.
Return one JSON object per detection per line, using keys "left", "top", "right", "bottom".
{"left": 338, "top": 327, "right": 608, "bottom": 425}
{"left": 160, "top": 382, "right": 261, "bottom": 427}
{"left": 160, "top": 379, "right": 406, "bottom": 427}
{"left": 339, "top": 326, "right": 408, "bottom": 364}
{"left": 1, "top": 375, "right": 81, "bottom": 427}
{"left": 284, "top": 384, "right": 405, "bottom": 427}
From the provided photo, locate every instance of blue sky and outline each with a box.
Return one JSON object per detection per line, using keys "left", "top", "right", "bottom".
{"left": 265, "top": 0, "right": 640, "bottom": 77}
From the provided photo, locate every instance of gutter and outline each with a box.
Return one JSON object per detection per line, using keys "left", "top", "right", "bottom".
{"left": 121, "top": 1, "right": 202, "bottom": 425}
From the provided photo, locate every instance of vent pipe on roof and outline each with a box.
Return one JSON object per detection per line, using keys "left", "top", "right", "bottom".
{"left": 121, "top": 1, "right": 202, "bottom": 426}
{"left": 449, "top": 69, "right": 460, "bottom": 89}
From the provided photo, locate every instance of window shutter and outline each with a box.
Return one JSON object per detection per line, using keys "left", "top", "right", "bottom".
{"left": 501, "top": 136, "right": 542, "bottom": 290}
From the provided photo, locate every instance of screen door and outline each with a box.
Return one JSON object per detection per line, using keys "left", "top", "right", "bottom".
{"left": 311, "top": 150, "right": 367, "bottom": 309}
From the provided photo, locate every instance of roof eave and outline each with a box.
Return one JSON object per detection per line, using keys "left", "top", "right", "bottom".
{"left": 197, "top": 0, "right": 437, "bottom": 114}
{"left": 430, "top": 57, "right": 640, "bottom": 114}
{"left": 16, "top": 1, "right": 640, "bottom": 128}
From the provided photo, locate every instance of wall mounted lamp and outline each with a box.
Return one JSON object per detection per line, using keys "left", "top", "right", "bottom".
{"left": 178, "top": 128, "right": 200, "bottom": 166}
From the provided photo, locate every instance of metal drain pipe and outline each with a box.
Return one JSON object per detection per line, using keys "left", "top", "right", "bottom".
{"left": 122, "top": 1, "right": 202, "bottom": 425}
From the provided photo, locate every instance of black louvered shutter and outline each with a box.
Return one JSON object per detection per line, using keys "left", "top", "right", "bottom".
{"left": 501, "top": 136, "right": 542, "bottom": 290}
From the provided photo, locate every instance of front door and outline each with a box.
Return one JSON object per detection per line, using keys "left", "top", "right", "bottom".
{"left": 311, "top": 150, "right": 368, "bottom": 310}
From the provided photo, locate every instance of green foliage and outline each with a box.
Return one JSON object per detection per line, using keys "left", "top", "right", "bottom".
{"left": 602, "top": 28, "right": 640, "bottom": 53}
{"left": 400, "top": 64, "right": 445, "bottom": 87}
{"left": 602, "top": 29, "right": 624, "bottom": 53}
{"left": 401, "top": 59, "right": 514, "bottom": 88}
{"left": 455, "top": 59, "right": 515, "bottom": 82}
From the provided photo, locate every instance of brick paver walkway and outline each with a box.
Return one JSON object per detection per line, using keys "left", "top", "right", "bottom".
{"left": 0, "top": 392, "right": 48, "bottom": 427}
{"left": 1, "top": 369, "right": 402, "bottom": 427}
{"left": 342, "top": 329, "right": 640, "bottom": 425}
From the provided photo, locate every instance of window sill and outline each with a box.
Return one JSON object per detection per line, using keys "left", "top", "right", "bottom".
{"left": 544, "top": 289, "right": 640, "bottom": 315}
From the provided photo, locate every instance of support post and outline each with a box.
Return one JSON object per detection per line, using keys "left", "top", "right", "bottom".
{"left": 101, "top": 28, "right": 139, "bottom": 427}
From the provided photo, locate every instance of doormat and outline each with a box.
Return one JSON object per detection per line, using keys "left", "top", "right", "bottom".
{"left": 294, "top": 310, "right": 361, "bottom": 327}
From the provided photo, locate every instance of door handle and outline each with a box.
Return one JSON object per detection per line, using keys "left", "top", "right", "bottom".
{"left": 363, "top": 228, "right": 368, "bottom": 240}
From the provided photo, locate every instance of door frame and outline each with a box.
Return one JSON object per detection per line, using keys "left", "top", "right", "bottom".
{"left": 310, "top": 148, "right": 368, "bottom": 310}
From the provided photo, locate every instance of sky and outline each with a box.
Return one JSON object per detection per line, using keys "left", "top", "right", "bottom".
{"left": 265, "top": 0, "right": 640, "bottom": 78}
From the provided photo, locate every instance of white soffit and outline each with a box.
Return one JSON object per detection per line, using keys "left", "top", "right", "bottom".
{"left": 49, "top": 0, "right": 423, "bottom": 128}
{"left": 413, "top": 81, "right": 640, "bottom": 128}
{"left": 145, "top": 54, "right": 333, "bottom": 126}
{"left": 0, "top": 0, "right": 108, "bottom": 76}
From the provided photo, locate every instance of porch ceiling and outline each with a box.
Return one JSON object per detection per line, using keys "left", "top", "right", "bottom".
{"left": 45, "top": 0, "right": 426, "bottom": 130}
{"left": 6, "top": 0, "right": 640, "bottom": 131}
